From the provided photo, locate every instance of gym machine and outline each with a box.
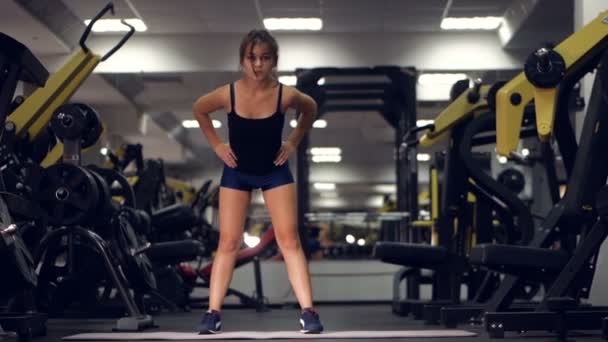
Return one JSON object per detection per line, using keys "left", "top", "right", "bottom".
{"left": 466, "top": 10, "right": 608, "bottom": 338}
{"left": 0, "top": 2, "right": 134, "bottom": 197}
{"left": 0, "top": 31, "right": 50, "bottom": 341}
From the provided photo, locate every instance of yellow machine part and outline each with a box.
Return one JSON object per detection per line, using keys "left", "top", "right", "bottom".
{"left": 166, "top": 178, "right": 196, "bottom": 204}
{"left": 496, "top": 10, "right": 608, "bottom": 156}
{"left": 419, "top": 85, "right": 491, "bottom": 148}
{"left": 40, "top": 143, "right": 63, "bottom": 168}
{"left": 8, "top": 50, "right": 101, "bottom": 141}
{"left": 430, "top": 167, "right": 439, "bottom": 246}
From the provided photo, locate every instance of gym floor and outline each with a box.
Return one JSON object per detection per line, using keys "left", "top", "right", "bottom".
{"left": 41, "top": 304, "right": 605, "bottom": 342}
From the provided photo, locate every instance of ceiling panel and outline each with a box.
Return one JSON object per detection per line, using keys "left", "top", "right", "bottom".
{"left": 0, "top": 1, "right": 70, "bottom": 55}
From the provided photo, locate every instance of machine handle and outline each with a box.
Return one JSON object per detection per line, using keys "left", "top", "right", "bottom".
{"left": 79, "top": 3, "right": 135, "bottom": 61}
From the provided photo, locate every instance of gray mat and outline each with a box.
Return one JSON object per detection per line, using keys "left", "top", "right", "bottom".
{"left": 63, "top": 330, "right": 477, "bottom": 340}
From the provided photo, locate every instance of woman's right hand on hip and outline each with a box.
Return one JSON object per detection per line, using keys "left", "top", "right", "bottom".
{"left": 214, "top": 143, "right": 237, "bottom": 168}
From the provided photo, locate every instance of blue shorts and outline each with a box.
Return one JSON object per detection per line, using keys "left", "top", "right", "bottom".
{"left": 220, "top": 163, "right": 294, "bottom": 192}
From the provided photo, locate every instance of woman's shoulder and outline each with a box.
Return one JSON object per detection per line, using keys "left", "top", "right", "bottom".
{"left": 279, "top": 83, "right": 300, "bottom": 101}
{"left": 193, "top": 83, "right": 231, "bottom": 111}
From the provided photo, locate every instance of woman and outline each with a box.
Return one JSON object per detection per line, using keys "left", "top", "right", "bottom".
{"left": 192, "top": 29, "right": 323, "bottom": 334}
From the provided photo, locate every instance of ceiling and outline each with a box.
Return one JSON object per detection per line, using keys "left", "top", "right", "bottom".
{"left": 61, "top": 0, "right": 513, "bottom": 34}
{"left": 2, "top": 0, "right": 576, "bottom": 211}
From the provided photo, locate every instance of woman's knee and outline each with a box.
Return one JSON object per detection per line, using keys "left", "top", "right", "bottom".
{"left": 276, "top": 234, "right": 301, "bottom": 251}
{"left": 217, "top": 236, "right": 242, "bottom": 253}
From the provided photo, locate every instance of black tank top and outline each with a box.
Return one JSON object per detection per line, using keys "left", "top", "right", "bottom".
{"left": 228, "top": 82, "right": 285, "bottom": 175}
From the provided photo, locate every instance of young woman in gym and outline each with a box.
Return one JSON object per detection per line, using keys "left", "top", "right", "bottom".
{"left": 192, "top": 29, "right": 323, "bottom": 334}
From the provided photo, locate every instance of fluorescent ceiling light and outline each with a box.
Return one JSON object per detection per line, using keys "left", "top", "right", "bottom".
{"left": 312, "top": 155, "right": 342, "bottom": 163}
{"left": 357, "top": 238, "right": 366, "bottom": 246}
{"left": 441, "top": 16, "right": 503, "bottom": 30}
{"left": 418, "top": 73, "right": 468, "bottom": 85}
{"left": 320, "top": 191, "right": 338, "bottom": 198}
{"left": 346, "top": 234, "right": 355, "bottom": 244}
{"left": 182, "top": 119, "right": 220, "bottom": 128}
{"left": 313, "top": 182, "right": 336, "bottom": 190}
{"left": 310, "top": 147, "right": 341, "bottom": 155}
{"left": 263, "top": 17, "right": 323, "bottom": 31}
{"left": 313, "top": 120, "right": 327, "bottom": 128}
{"left": 182, "top": 120, "right": 198, "bottom": 128}
{"left": 278, "top": 75, "right": 325, "bottom": 86}
{"left": 416, "top": 119, "right": 435, "bottom": 127}
{"left": 100, "top": 147, "right": 108, "bottom": 156}
{"left": 279, "top": 75, "right": 297, "bottom": 86}
{"left": 84, "top": 18, "right": 147, "bottom": 32}
{"left": 290, "top": 119, "right": 327, "bottom": 128}
{"left": 374, "top": 184, "right": 396, "bottom": 193}
{"left": 417, "top": 153, "right": 431, "bottom": 162}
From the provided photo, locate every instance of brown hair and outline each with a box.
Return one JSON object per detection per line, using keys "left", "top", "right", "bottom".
{"left": 239, "top": 29, "right": 279, "bottom": 66}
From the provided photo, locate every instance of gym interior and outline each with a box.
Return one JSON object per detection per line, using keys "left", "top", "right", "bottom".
{"left": 1, "top": 0, "right": 608, "bottom": 341}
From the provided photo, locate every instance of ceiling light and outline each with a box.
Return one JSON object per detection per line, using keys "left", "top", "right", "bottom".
{"left": 212, "top": 120, "right": 222, "bottom": 128}
{"left": 416, "top": 119, "right": 435, "bottom": 127}
{"left": 357, "top": 238, "right": 366, "bottom": 246}
{"left": 313, "top": 182, "right": 336, "bottom": 190}
{"left": 417, "top": 153, "right": 431, "bottom": 162}
{"left": 84, "top": 18, "right": 147, "bottom": 32}
{"left": 521, "top": 148, "right": 530, "bottom": 157}
{"left": 441, "top": 16, "right": 503, "bottom": 30}
{"left": 418, "top": 73, "right": 469, "bottom": 85}
{"left": 317, "top": 78, "right": 326, "bottom": 85}
{"left": 498, "top": 156, "right": 508, "bottom": 164}
{"left": 310, "top": 147, "right": 341, "bottom": 155}
{"left": 312, "top": 155, "right": 342, "bottom": 163}
{"left": 182, "top": 120, "right": 199, "bottom": 128}
{"left": 313, "top": 120, "right": 327, "bottom": 128}
{"left": 346, "top": 234, "right": 355, "bottom": 244}
{"left": 263, "top": 17, "right": 323, "bottom": 31}
{"left": 100, "top": 147, "right": 108, "bottom": 156}
{"left": 320, "top": 191, "right": 338, "bottom": 198}
{"left": 290, "top": 119, "right": 297, "bottom": 128}
{"left": 279, "top": 75, "right": 297, "bottom": 86}
{"left": 374, "top": 184, "right": 396, "bottom": 193}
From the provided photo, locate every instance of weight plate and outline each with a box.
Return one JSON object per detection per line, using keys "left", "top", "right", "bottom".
{"left": 88, "top": 165, "right": 136, "bottom": 208}
{"left": 37, "top": 164, "right": 99, "bottom": 225}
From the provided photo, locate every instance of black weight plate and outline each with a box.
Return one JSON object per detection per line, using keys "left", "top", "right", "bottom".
{"left": 88, "top": 168, "right": 114, "bottom": 225}
{"left": 88, "top": 165, "right": 136, "bottom": 208}
{"left": 450, "top": 79, "right": 470, "bottom": 101}
{"left": 74, "top": 103, "right": 104, "bottom": 149}
{"left": 37, "top": 164, "right": 99, "bottom": 225}
{"left": 524, "top": 49, "right": 566, "bottom": 88}
{"left": 497, "top": 168, "right": 526, "bottom": 194}
{"left": 50, "top": 104, "right": 88, "bottom": 140}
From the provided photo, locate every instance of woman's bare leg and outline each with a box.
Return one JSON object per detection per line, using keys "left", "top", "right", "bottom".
{"left": 262, "top": 184, "right": 313, "bottom": 309}
{"left": 207, "top": 187, "right": 251, "bottom": 311}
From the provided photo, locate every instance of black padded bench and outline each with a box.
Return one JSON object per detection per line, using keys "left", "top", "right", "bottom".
{"left": 470, "top": 244, "right": 569, "bottom": 275}
{"left": 374, "top": 242, "right": 465, "bottom": 269}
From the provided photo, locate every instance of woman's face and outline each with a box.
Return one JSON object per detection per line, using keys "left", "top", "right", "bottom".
{"left": 241, "top": 42, "right": 276, "bottom": 81}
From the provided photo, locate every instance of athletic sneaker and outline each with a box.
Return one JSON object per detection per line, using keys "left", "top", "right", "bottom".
{"left": 198, "top": 310, "right": 222, "bottom": 334}
{"left": 299, "top": 308, "right": 324, "bottom": 334}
